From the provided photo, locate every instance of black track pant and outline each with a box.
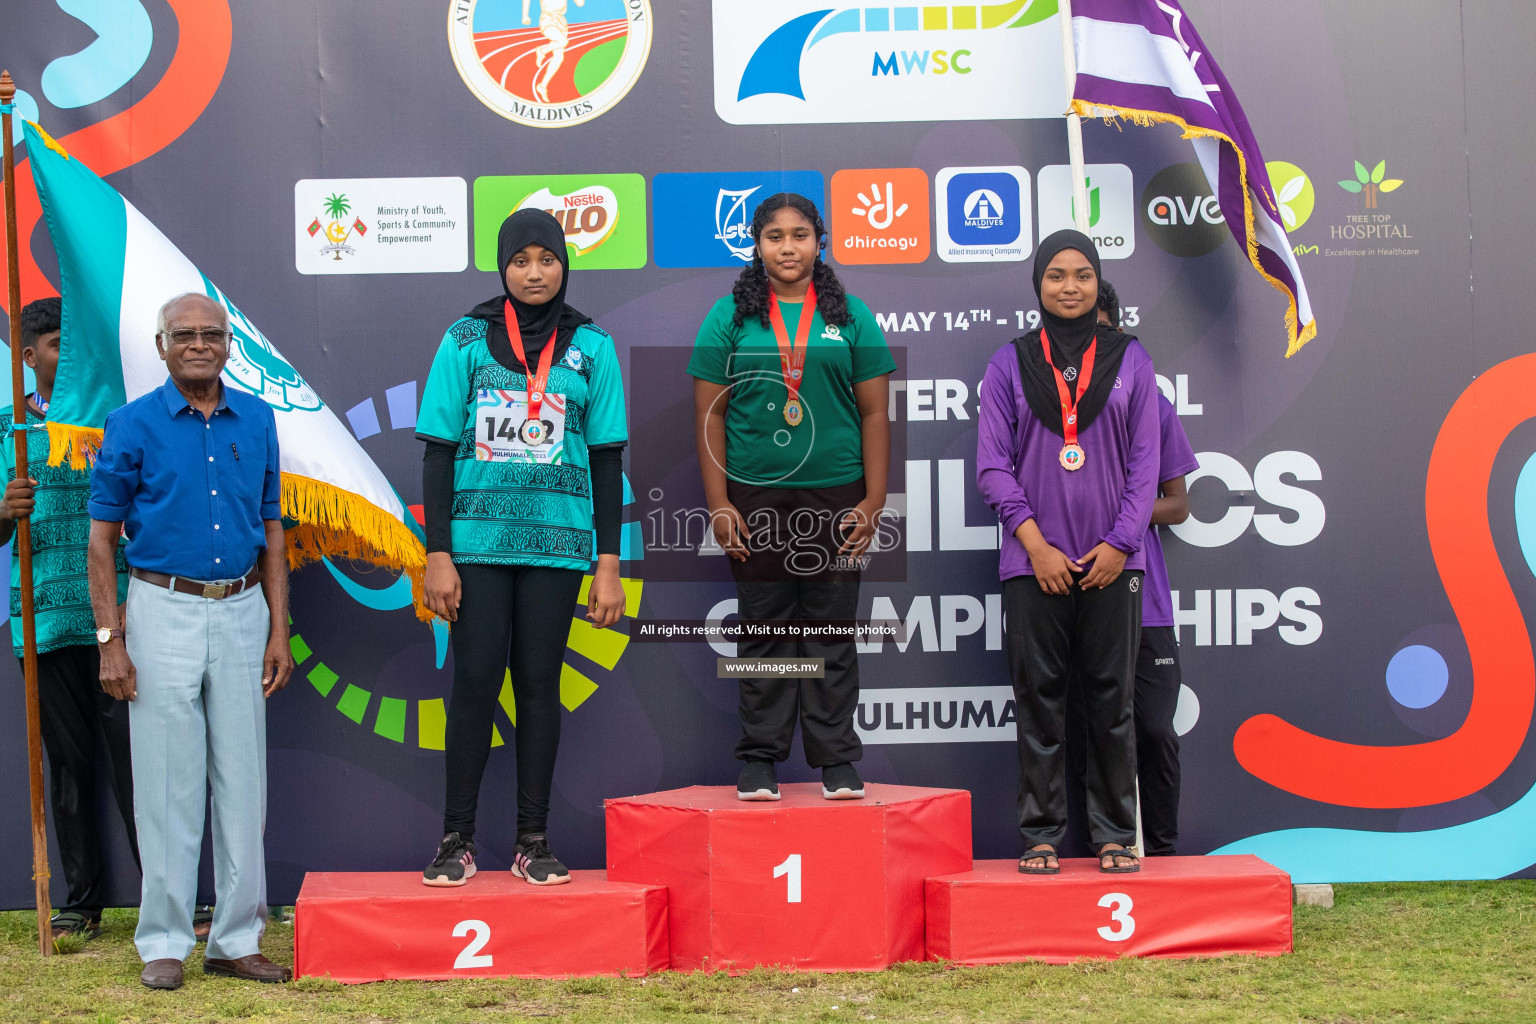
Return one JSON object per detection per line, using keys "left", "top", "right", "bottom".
{"left": 1066, "top": 625, "right": 1184, "bottom": 855}
{"left": 1004, "top": 571, "right": 1140, "bottom": 849}
{"left": 728, "top": 479, "right": 865, "bottom": 768}
{"left": 1130, "top": 626, "right": 1182, "bottom": 854}
{"left": 442, "top": 563, "right": 584, "bottom": 839}
{"left": 31, "top": 645, "right": 140, "bottom": 918}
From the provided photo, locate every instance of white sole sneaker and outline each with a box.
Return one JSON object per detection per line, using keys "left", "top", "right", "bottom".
{"left": 737, "top": 787, "right": 782, "bottom": 801}
{"left": 511, "top": 863, "right": 572, "bottom": 886}
{"left": 422, "top": 862, "right": 475, "bottom": 887}
{"left": 822, "top": 784, "right": 866, "bottom": 800}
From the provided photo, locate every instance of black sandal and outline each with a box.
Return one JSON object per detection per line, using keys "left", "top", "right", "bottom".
{"left": 50, "top": 911, "right": 101, "bottom": 941}
{"left": 1019, "top": 845, "right": 1061, "bottom": 875}
{"left": 1097, "top": 844, "right": 1141, "bottom": 873}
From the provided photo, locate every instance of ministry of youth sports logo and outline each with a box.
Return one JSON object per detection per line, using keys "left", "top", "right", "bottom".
{"left": 448, "top": 0, "right": 653, "bottom": 128}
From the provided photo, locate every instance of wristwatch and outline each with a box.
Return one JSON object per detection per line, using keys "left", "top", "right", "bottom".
{"left": 96, "top": 626, "right": 124, "bottom": 644}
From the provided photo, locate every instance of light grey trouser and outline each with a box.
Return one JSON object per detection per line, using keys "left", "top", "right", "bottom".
{"left": 125, "top": 574, "right": 270, "bottom": 963}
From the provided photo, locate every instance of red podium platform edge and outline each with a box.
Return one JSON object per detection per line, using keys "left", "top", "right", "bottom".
{"left": 606, "top": 784, "right": 973, "bottom": 973}
{"left": 926, "top": 855, "right": 1293, "bottom": 965}
{"left": 295, "top": 870, "right": 669, "bottom": 982}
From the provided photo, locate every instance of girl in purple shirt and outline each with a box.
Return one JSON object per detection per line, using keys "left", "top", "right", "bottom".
{"left": 976, "top": 231, "right": 1159, "bottom": 874}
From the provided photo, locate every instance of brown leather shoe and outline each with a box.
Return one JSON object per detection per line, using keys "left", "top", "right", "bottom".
{"left": 202, "top": 952, "right": 292, "bottom": 983}
{"left": 140, "top": 958, "right": 184, "bottom": 990}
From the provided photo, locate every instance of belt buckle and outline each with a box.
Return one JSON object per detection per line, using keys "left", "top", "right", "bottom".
{"left": 202, "top": 583, "right": 228, "bottom": 600}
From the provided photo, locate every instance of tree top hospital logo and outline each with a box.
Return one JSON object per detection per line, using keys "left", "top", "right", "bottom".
{"left": 712, "top": 0, "right": 1067, "bottom": 125}
{"left": 448, "top": 0, "right": 653, "bottom": 128}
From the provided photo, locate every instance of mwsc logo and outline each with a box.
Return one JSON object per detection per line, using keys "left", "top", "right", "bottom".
{"left": 448, "top": 0, "right": 652, "bottom": 128}
{"left": 712, "top": 0, "right": 1066, "bottom": 125}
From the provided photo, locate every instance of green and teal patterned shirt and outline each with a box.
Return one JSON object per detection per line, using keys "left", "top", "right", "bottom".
{"left": 416, "top": 319, "right": 628, "bottom": 570}
{"left": 1, "top": 405, "right": 129, "bottom": 658}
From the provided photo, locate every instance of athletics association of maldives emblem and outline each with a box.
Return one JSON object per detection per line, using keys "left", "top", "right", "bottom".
{"left": 448, "top": 0, "right": 653, "bottom": 128}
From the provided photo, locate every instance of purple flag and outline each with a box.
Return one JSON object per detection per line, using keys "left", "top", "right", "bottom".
{"left": 1070, "top": 0, "right": 1317, "bottom": 356}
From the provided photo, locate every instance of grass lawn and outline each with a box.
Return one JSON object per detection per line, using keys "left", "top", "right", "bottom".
{"left": 1, "top": 881, "right": 1533, "bottom": 1023}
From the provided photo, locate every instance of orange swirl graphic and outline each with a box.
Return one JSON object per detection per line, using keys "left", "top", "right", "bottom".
{"left": 1, "top": 0, "right": 231, "bottom": 312}
{"left": 1234, "top": 354, "right": 1536, "bottom": 807}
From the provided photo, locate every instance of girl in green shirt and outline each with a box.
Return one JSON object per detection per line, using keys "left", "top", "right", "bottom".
{"left": 688, "top": 193, "right": 894, "bottom": 802}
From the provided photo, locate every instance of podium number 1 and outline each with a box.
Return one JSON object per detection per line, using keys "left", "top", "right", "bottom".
{"left": 453, "top": 919, "right": 493, "bottom": 969}
{"left": 773, "top": 853, "right": 803, "bottom": 903}
{"left": 1096, "top": 893, "right": 1135, "bottom": 941}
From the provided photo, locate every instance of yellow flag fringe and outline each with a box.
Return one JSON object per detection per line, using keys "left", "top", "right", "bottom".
{"left": 43, "top": 422, "right": 429, "bottom": 620}
{"left": 282, "top": 472, "right": 429, "bottom": 621}
{"left": 45, "top": 421, "right": 102, "bottom": 471}
{"left": 1070, "top": 100, "right": 1319, "bottom": 358}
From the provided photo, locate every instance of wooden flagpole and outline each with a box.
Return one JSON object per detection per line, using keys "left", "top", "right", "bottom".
{"left": 1, "top": 71, "right": 55, "bottom": 957}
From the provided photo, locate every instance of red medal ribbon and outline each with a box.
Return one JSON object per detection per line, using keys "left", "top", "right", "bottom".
{"left": 768, "top": 283, "right": 818, "bottom": 408}
{"left": 1039, "top": 328, "right": 1097, "bottom": 448}
{"left": 505, "top": 300, "right": 559, "bottom": 426}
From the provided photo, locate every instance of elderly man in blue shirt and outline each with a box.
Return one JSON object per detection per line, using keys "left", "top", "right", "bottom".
{"left": 87, "top": 292, "right": 295, "bottom": 990}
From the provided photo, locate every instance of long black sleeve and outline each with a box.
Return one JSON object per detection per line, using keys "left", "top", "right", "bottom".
{"left": 423, "top": 441, "right": 455, "bottom": 554}
{"left": 589, "top": 443, "right": 625, "bottom": 557}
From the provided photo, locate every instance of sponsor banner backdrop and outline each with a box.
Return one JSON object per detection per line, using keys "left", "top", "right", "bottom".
{"left": 1, "top": 0, "right": 1533, "bottom": 907}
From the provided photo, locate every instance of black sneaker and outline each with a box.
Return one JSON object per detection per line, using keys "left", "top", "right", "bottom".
{"left": 822, "top": 762, "right": 865, "bottom": 800}
{"left": 512, "top": 834, "right": 571, "bottom": 886}
{"left": 737, "top": 759, "right": 781, "bottom": 801}
{"left": 422, "top": 832, "right": 476, "bottom": 887}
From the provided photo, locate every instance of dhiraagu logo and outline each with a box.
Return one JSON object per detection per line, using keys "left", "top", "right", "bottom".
{"left": 712, "top": 0, "right": 1068, "bottom": 125}
{"left": 474, "top": 173, "right": 647, "bottom": 270}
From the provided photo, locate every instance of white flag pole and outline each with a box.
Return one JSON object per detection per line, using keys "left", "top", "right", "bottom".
{"left": 1057, "top": 0, "right": 1092, "bottom": 233}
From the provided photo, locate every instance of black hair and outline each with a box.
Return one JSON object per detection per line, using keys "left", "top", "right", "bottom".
{"left": 730, "top": 193, "right": 852, "bottom": 329}
{"left": 20, "top": 296, "right": 61, "bottom": 350}
{"left": 1096, "top": 279, "right": 1120, "bottom": 327}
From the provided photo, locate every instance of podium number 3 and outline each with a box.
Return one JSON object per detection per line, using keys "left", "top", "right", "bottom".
{"left": 1097, "top": 893, "right": 1135, "bottom": 941}
{"left": 453, "top": 919, "right": 493, "bottom": 969}
{"left": 773, "top": 853, "right": 803, "bottom": 903}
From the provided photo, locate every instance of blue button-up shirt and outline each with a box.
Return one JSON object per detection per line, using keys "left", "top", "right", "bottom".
{"left": 88, "top": 379, "right": 281, "bottom": 581}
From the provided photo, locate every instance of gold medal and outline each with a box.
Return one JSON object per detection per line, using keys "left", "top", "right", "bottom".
{"left": 784, "top": 398, "right": 803, "bottom": 427}
{"left": 1059, "top": 443, "right": 1086, "bottom": 471}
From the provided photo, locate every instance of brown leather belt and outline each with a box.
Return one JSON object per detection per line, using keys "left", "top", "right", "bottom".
{"left": 130, "top": 567, "right": 261, "bottom": 600}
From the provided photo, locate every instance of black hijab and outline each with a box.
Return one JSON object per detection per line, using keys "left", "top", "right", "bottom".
{"left": 1013, "top": 229, "right": 1135, "bottom": 436}
{"left": 466, "top": 208, "right": 592, "bottom": 373}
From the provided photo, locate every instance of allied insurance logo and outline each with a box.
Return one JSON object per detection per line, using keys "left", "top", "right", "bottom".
{"left": 652, "top": 171, "right": 828, "bottom": 269}
{"left": 448, "top": 0, "right": 653, "bottom": 128}
{"left": 935, "top": 166, "right": 1031, "bottom": 263}
{"left": 712, "top": 0, "right": 1066, "bottom": 125}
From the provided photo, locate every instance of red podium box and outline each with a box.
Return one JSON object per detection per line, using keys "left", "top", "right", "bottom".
{"left": 294, "top": 871, "right": 668, "bottom": 982}
{"left": 925, "top": 855, "right": 1292, "bottom": 965}
{"left": 606, "top": 784, "right": 972, "bottom": 972}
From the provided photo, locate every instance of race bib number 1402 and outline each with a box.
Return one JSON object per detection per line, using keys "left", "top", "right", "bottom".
{"left": 473, "top": 389, "right": 566, "bottom": 463}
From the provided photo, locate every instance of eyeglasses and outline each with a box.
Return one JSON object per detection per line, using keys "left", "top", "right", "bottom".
{"left": 163, "top": 328, "right": 231, "bottom": 346}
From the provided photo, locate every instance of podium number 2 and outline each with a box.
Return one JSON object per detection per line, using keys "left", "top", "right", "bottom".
{"left": 453, "top": 919, "right": 493, "bottom": 969}
{"left": 773, "top": 853, "right": 802, "bottom": 903}
{"left": 1096, "top": 893, "right": 1135, "bottom": 941}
